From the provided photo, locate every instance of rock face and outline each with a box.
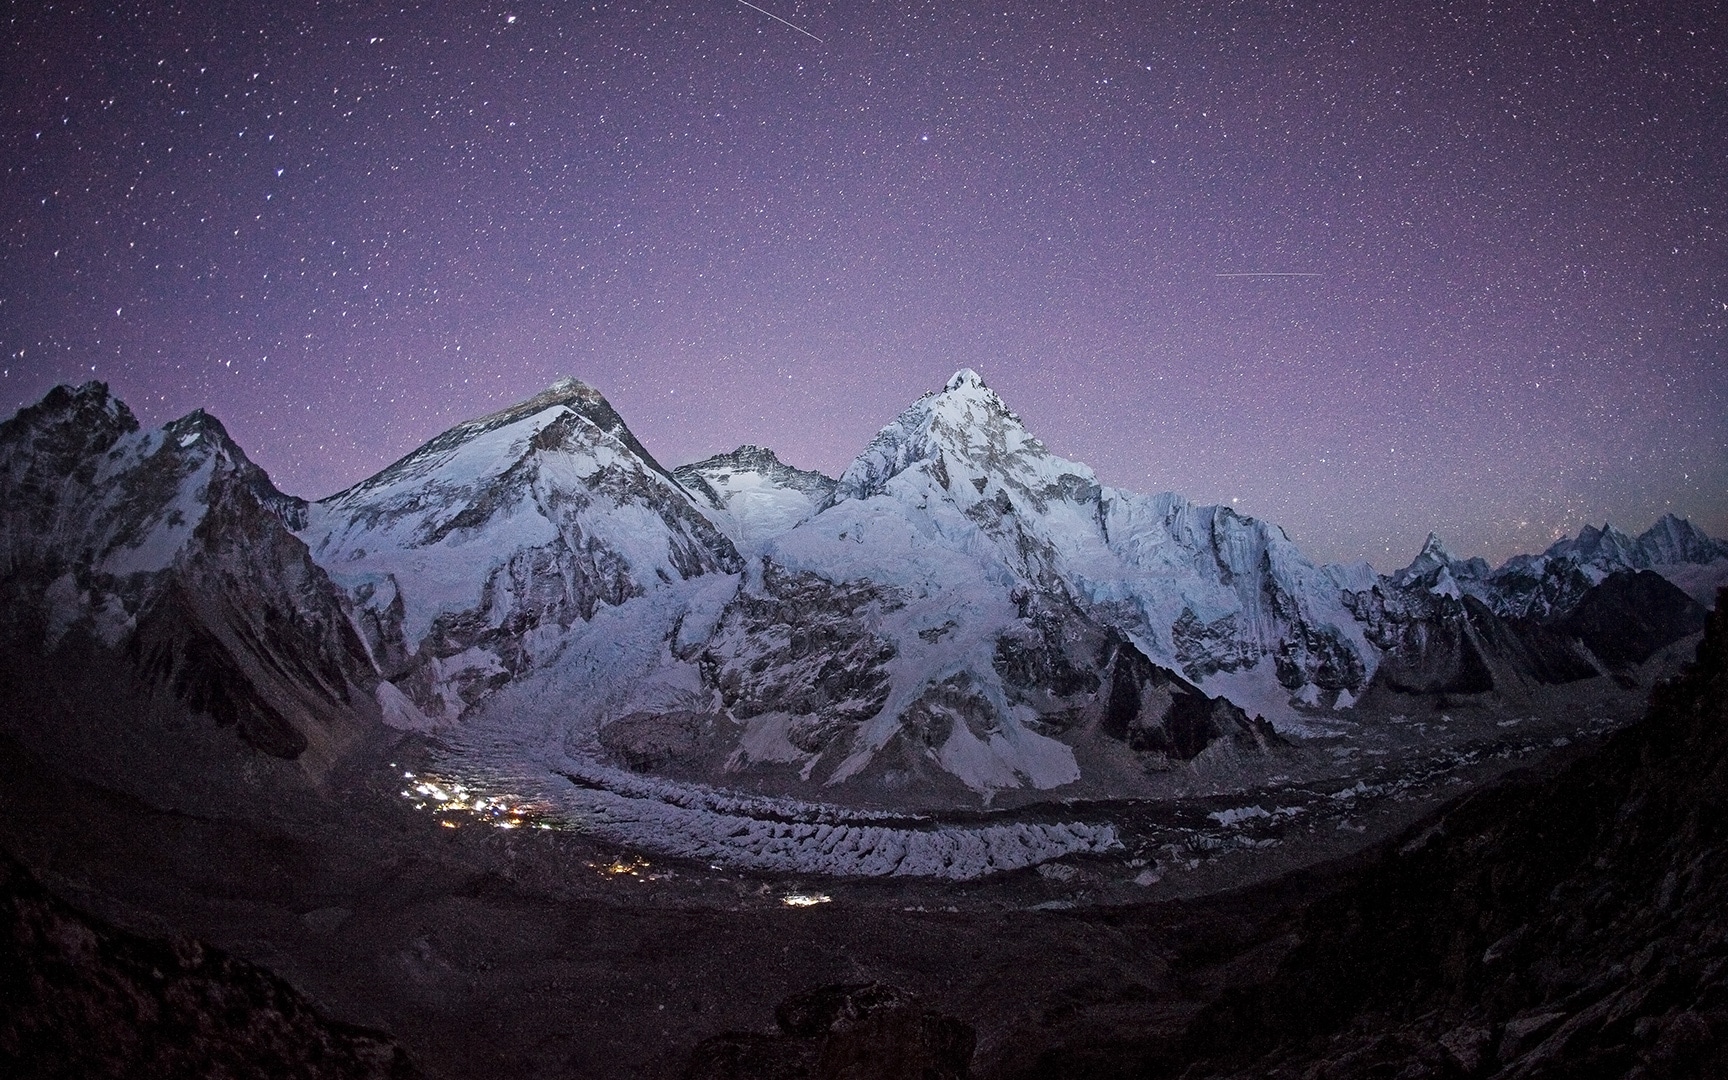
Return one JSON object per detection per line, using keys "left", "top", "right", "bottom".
{"left": 0, "top": 383, "right": 375, "bottom": 773}
{"left": 1559, "top": 569, "right": 1710, "bottom": 670}
{"left": 0, "top": 850, "right": 421, "bottom": 1080}
{"left": 1165, "top": 588, "right": 1728, "bottom": 1080}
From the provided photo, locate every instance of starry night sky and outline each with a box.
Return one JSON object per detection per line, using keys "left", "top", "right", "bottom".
{"left": 4, "top": 1, "right": 1725, "bottom": 567}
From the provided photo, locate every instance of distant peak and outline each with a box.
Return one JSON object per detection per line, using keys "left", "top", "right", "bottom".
{"left": 1391, "top": 531, "right": 1469, "bottom": 587}
{"left": 478, "top": 377, "right": 609, "bottom": 422}
{"left": 944, "top": 369, "right": 987, "bottom": 392}
{"left": 700, "top": 444, "right": 784, "bottom": 469}
{"left": 536, "top": 376, "right": 602, "bottom": 403}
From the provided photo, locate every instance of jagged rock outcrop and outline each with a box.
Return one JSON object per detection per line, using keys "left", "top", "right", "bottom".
{"left": 683, "top": 982, "right": 975, "bottom": 1080}
{"left": 1100, "top": 634, "right": 1282, "bottom": 760}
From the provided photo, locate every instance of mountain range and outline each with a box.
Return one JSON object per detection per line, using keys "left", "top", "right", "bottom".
{"left": 1, "top": 371, "right": 1721, "bottom": 875}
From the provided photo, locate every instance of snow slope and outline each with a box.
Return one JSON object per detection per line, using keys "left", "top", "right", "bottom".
{"left": 674, "top": 445, "right": 836, "bottom": 553}
{"left": 299, "top": 378, "right": 742, "bottom": 724}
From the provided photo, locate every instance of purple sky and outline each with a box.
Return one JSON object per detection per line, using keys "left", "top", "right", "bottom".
{"left": 5, "top": 1, "right": 1724, "bottom": 567}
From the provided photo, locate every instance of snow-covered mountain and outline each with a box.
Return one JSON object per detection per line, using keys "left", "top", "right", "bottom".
{"left": 0, "top": 383, "right": 374, "bottom": 772}
{"left": 699, "top": 369, "right": 1359, "bottom": 799}
{"left": 674, "top": 445, "right": 836, "bottom": 552}
{"left": 1339, "top": 518, "right": 1718, "bottom": 700}
{"left": 299, "top": 377, "right": 742, "bottom": 727}
{"left": 1486, "top": 517, "right": 1728, "bottom": 618}
{"left": 3, "top": 373, "right": 1722, "bottom": 874}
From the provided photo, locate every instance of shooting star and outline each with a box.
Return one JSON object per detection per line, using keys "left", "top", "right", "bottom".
{"left": 736, "top": 0, "right": 823, "bottom": 43}
{"left": 1214, "top": 272, "right": 1325, "bottom": 278}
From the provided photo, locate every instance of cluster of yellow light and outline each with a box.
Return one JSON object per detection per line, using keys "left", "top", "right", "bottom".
{"left": 590, "top": 855, "right": 652, "bottom": 878}
{"left": 780, "top": 893, "right": 833, "bottom": 907}
{"left": 397, "top": 770, "right": 552, "bottom": 831}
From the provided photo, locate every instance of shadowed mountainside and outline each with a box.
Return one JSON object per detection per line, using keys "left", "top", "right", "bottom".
{"left": 1006, "top": 593, "right": 1728, "bottom": 1078}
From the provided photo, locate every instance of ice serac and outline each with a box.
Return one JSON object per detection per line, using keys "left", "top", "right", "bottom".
{"left": 698, "top": 369, "right": 1369, "bottom": 800}
{"left": 674, "top": 445, "right": 837, "bottom": 552}
{"left": 0, "top": 383, "right": 374, "bottom": 773}
{"left": 300, "top": 377, "right": 743, "bottom": 724}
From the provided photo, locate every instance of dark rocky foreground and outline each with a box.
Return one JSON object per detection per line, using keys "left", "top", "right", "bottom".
{"left": 0, "top": 850, "right": 419, "bottom": 1079}
{"left": 1001, "top": 591, "right": 1728, "bottom": 1080}
{"left": 1168, "top": 589, "right": 1728, "bottom": 1080}
{"left": 2, "top": 596, "right": 1725, "bottom": 1079}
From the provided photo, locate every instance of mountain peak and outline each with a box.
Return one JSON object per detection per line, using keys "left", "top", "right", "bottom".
{"left": 1391, "top": 531, "right": 1492, "bottom": 589}
{"left": 2, "top": 381, "right": 140, "bottom": 446}
{"left": 944, "top": 368, "right": 987, "bottom": 393}
{"left": 833, "top": 369, "right": 1091, "bottom": 505}
{"left": 512, "top": 376, "right": 605, "bottom": 413}
{"left": 324, "top": 375, "right": 679, "bottom": 505}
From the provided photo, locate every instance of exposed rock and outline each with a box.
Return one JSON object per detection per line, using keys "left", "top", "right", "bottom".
{"left": 0, "top": 384, "right": 375, "bottom": 772}
{"left": 775, "top": 983, "right": 921, "bottom": 1037}
{"left": 599, "top": 709, "right": 725, "bottom": 771}
{"left": 701, "top": 563, "right": 901, "bottom": 755}
{"left": 1102, "top": 634, "right": 1279, "bottom": 760}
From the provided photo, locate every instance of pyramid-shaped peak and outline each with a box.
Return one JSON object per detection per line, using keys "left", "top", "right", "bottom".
{"left": 833, "top": 367, "right": 1091, "bottom": 503}
{"left": 1635, "top": 513, "right": 1725, "bottom": 566}
{"left": 1391, "top": 531, "right": 1493, "bottom": 587}
{"left": 453, "top": 376, "right": 617, "bottom": 433}
{"left": 944, "top": 368, "right": 988, "bottom": 393}
{"left": 323, "top": 374, "right": 678, "bottom": 505}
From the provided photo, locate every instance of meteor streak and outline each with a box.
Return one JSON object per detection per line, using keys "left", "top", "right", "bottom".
{"left": 1214, "top": 272, "right": 1325, "bottom": 278}
{"left": 736, "top": 0, "right": 823, "bottom": 42}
